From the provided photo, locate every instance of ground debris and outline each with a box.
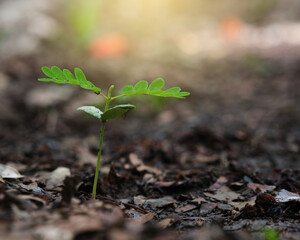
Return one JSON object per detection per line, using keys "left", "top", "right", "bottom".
{"left": 275, "top": 189, "right": 300, "bottom": 203}
{"left": 204, "top": 186, "right": 243, "bottom": 202}
{"left": 157, "top": 217, "right": 177, "bottom": 229}
{"left": 1, "top": 55, "right": 300, "bottom": 239}
{"left": 134, "top": 196, "right": 177, "bottom": 209}
{"left": 46, "top": 167, "right": 71, "bottom": 189}
{"left": 175, "top": 204, "right": 198, "bottom": 213}
{"left": 247, "top": 183, "right": 276, "bottom": 193}
{"left": 0, "top": 164, "right": 24, "bottom": 179}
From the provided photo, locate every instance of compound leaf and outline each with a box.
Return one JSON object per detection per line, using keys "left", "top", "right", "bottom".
{"left": 148, "top": 78, "right": 165, "bottom": 91}
{"left": 101, "top": 104, "right": 136, "bottom": 121}
{"left": 39, "top": 66, "right": 101, "bottom": 94}
{"left": 77, "top": 106, "right": 103, "bottom": 119}
{"left": 118, "top": 78, "right": 189, "bottom": 99}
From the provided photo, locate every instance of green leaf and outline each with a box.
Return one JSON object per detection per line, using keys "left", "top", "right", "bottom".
{"left": 164, "top": 87, "right": 181, "bottom": 94}
{"left": 51, "top": 66, "right": 67, "bottom": 80}
{"left": 134, "top": 80, "right": 148, "bottom": 91}
{"left": 122, "top": 85, "right": 134, "bottom": 94}
{"left": 68, "top": 80, "right": 80, "bottom": 85}
{"left": 77, "top": 106, "right": 103, "bottom": 119}
{"left": 148, "top": 90, "right": 164, "bottom": 96}
{"left": 86, "top": 81, "right": 95, "bottom": 88}
{"left": 63, "top": 69, "right": 76, "bottom": 81}
{"left": 63, "top": 69, "right": 80, "bottom": 85}
{"left": 38, "top": 78, "right": 55, "bottom": 82}
{"left": 101, "top": 104, "right": 136, "bottom": 121}
{"left": 177, "top": 92, "right": 190, "bottom": 97}
{"left": 74, "top": 68, "right": 98, "bottom": 91}
{"left": 118, "top": 79, "right": 190, "bottom": 99}
{"left": 161, "top": 93, "right": 176, "bottom": 97}
{"left": 135, "top": 89, "right": 149, "bottom": 94}
{"left": 148, "top": 78, "right": 165, "bottom": 91}
{"left": 53, "top": 79, "right": 68, "bottom": 84}
{"left": 39, "top": 66, "right": 101, "bottom": 94}
{"left": 74, "top": 68, "right": 88, "bottom": 85}
{"left": 41, "top": 67, "right": 56, "bottom": 78}
{"left": 80, "top": 81, "right": 94, "bottom": 89}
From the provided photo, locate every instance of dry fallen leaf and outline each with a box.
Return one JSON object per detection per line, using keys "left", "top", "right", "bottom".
{"left": 131, "top": 212, "right": 154, "bottom": 224}
{"left": 229, "top": 197, "right": 256, "bottom": 210}
{"left": 275, "top": 189, "right": 300, "bottom": 203}
{"left": 0, "top": 164, "right": 23, "bottom": 179}
{"left": 200, "top": 203, "right": 217, "bottom": 215}
{"left": 134, "top": 196, "right": 177, "bottom": 209}
{"left": 208, "top": 176, "right": 228, "bottom": 191}
{"left": 129, "top": 153, "right": 143, "bottom": 166}
{"left": 18, "top": 195, "right": 47, "bottom": 208}
{"left": 136, "top": 165, "right": 162, "bottom": 175}
{"left": 175, "top": 204, "right": 197, "bottom": 213}
{"left": 155, "top": 181, "right": 176, "bottom": 187}
{"left": 204, "top": 186, "right": 242, "bottom": 202}
{"left": 247, "top": 183, "right": 276, "bottom": 193}
{"left": 191, "top": 197, "right": 207, "bottom": 204}
{"left": 46, "top": 167, "right": 71, "bottom": 189}
{"left": 157, "top": 217, "right": 177, "bottom": 229}
{"left": 195, "top": 154, "right": 218, "bottom": 163}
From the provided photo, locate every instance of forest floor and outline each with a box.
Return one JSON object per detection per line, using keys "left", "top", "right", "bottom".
{"left": 0, "top": 55, "right": 299, "bottom": 240}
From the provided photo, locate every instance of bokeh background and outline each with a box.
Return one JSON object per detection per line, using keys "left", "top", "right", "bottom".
{"left": 0, "top": 0, "right": 299, "bottom": 169}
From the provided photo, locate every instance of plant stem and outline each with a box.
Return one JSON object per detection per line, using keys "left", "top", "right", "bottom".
{"left": 92, "top": 120, "right": 106, "bottom": 198}
{"left": 92, "top": 85, "right": 114, "bottom": 198}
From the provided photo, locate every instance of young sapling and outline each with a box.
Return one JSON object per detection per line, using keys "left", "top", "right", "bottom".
{"left": 38, "top": 66, "right": 190, "bottom": 198}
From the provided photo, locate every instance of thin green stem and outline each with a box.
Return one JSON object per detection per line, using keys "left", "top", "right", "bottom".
{"left": 110, "top": 94, "right": 126, "bottom": 101}
{"left": 100, "top": 93, "right": 108, "bottom": 100}
{"left": 92, "top": 85, "right": 114, "bottom": 198}
{"left": 92, "top": 121, "right": 106, "bottom": 198}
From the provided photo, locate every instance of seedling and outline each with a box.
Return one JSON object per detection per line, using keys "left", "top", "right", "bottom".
{"left": 38, "top": 66, "right": 190, "bottom": 198}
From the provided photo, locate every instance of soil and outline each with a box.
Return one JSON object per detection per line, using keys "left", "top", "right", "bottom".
{"left": 0, "top": 56, "right": 299, "bottom": 240}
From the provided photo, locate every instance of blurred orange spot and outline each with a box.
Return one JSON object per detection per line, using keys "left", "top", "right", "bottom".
{"left": 89, "top": 33, "right": 127, "bottom": 58}
{"left": 220, "top": 17, "right": 242, "bottom": 40}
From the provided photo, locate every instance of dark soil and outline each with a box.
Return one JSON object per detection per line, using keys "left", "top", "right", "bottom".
{"left": 0, "top": 56, "right": 299, "bottom": 240}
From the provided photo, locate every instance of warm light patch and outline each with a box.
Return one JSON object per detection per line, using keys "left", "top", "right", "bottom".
{"left": 220, "top": 17, "right": 243, "bottom": 40}
{"left": 89, "top": 33, "right": 128, "bottom": 58}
